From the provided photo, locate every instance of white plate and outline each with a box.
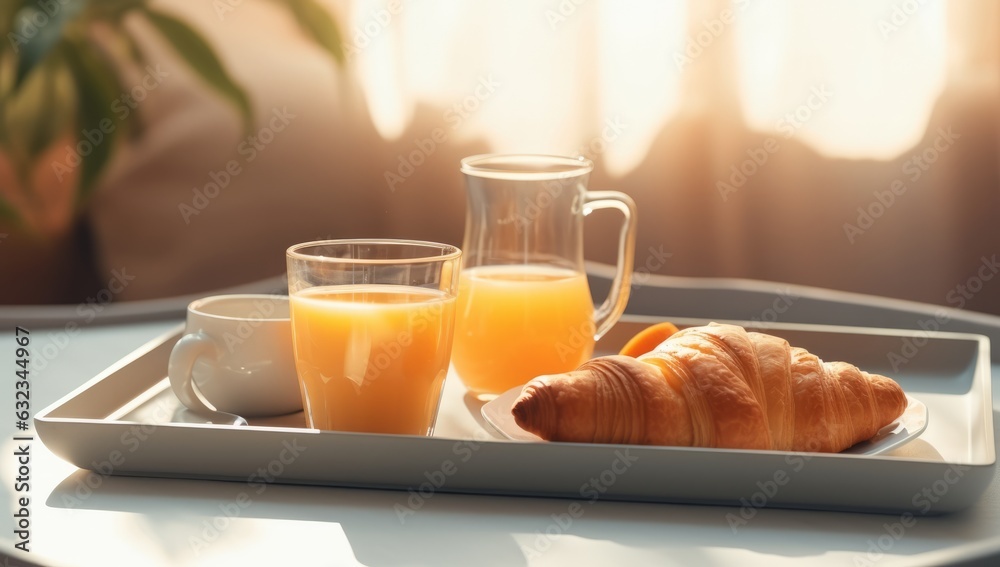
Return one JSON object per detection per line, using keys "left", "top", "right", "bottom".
{"left": 482, "top": 386, "right": 928, "bottom": 455}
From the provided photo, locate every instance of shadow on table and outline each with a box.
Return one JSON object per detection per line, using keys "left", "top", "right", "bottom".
{"left": 45, "top": 414, "right": 999, "bottom": 567}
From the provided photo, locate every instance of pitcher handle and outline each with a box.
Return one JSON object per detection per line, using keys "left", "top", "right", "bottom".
{"left": 583, "top": 190, "right": 637, "bottom": 340}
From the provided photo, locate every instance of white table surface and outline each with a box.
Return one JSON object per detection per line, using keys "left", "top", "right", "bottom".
{"left": 2, "top": 273, "right": 1000, "bottom": 567}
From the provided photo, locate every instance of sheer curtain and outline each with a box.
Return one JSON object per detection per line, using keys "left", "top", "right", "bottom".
{"left": 80, "top": 0, "right": 999, "bottom": 314}
{"left": 351, "top": 0, "right": 956, "bottom": 165}
{"left": 337, "top": 0, "right": 1000, "bottom": 313}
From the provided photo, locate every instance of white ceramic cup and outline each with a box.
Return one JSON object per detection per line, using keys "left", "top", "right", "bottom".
{"left": 167, "top": 294, "right": 302, "bottom": 418}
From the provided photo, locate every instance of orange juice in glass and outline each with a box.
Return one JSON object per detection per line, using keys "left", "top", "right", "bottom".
{"left": 454, "top": 155, "right": 637, "bottom": 399}
{"left": 452, "top": 265, "right": 595, "bottom": 396}
{"left": 286, "top": 240, "right": 461, "bottom": 435}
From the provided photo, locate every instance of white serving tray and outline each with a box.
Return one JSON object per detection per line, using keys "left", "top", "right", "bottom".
{"left": 35, "top": 316, "right": 995, "bottom": 514}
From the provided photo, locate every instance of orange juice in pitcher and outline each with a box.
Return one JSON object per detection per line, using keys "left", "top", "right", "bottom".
{"left": 452, "top": 265, "right": 595, "bottom": 396}
{"left": 453, "top": 155, "right": 637, "bottom": 399}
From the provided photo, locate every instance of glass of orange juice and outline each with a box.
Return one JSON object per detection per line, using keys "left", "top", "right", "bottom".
{"left": 454, "top": 155, "right": 637, "bottom": 399}
{"left": 286, "top": 239, "right": 461, "bottom": 435}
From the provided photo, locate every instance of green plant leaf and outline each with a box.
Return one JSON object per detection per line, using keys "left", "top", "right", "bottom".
{"left": 287, "top": 0, "right": 345, "bottom": 65}
{"left": 11, "top": 0, "right": 83, "bottom": 90}
{"left": 143, "top": 8, "right": 252, "bottom": 132}
{"left": 1, "top": 0, "right": 35, "bottom": 54}
{"left": 0, "top": 1, "right": 23, "bottom": 29}
{"left": 89, "top": 0, "right": 147, "bottom": 21}
{"left": 59, "top": 38, "right": 120, "bottom": 203}
{"left": 3, "top": 58, "right": 51, "bottom": 162}
{"left": 0, "top": 194, "right": 19, "bottom": 222}
{"left": 1, "top": 57, "right": 76, "bottom": 196}
{"left": 24, "top": 60, "right": 59, "bottom": 158}
{"left": 121, "top": 26, "right": 146, "bottom": 68}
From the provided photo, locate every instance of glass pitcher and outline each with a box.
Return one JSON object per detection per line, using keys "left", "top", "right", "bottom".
{"left": 452, "top": 154, "right": 637, "bottom": 399}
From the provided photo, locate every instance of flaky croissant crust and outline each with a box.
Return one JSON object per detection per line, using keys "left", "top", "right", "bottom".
{"left": 512, "top": 323, "right": 908, "bottom": 452}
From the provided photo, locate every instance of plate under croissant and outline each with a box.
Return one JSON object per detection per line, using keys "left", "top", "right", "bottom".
{"left": 35, "top": 316, "right": 994, "bottom": 515}
{"left": 482, "top": 388, "right": 929, "bottom": 455}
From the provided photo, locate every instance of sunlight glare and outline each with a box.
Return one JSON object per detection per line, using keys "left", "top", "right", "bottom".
{"left": 735, "top": 0, "right": 947, "bottom": 159}
{"left": 597, "top": 0, "right": 686, "bottom": 175}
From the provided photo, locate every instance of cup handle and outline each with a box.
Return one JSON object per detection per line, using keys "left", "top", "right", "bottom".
{"left": 583, "top": 190, "right": 637, "bottom": 340}
{"left": 168, "top": 331, "right": 221, "bottom": 414}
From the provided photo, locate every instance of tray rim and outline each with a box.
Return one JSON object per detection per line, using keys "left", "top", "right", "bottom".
{"left": 35, "top": 316, "right": 995, "bottom": 467}
{"left": 32, "top": 316, "right": 998, "bottom": 516}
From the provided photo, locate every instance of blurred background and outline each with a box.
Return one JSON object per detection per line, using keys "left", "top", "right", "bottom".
{"left": 1, "top": 0, "right": 998, "bottom": 314}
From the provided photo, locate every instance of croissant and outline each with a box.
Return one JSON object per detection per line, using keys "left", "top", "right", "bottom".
{"left": 512, "top": 322, "right": 908, "bottom": 453}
